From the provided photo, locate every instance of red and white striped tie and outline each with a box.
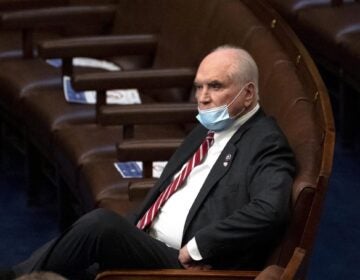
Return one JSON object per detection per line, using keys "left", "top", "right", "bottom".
{"left": 136, "top": 131, "right": 215, "bottom": 230}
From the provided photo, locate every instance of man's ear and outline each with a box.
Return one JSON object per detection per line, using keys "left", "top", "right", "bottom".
{"left": 244, "top": 83, "right": 255, "bottom": 106}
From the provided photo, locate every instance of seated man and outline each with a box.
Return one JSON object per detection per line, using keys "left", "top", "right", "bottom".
{"left": 5, "top": 45, "right": 295, "bottom": 279}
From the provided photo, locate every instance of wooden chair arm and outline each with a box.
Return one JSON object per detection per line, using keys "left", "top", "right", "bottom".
{"left": 72, "top": 68, "right": 196, "bottom": 91}
{"left": 38, "top": 34, "right": 158, "bottom": 59}
{"left": 99, "top": 103, "right": 197, "bottom": 126}
{"left": 281, "top": 247, "right": 306, "bottom": 280}
{"left": 96, "top": 269, "right": 259, "bottom": 280}
{"left": 117, "top": 138, "right": 183, "bottom": 177}
{"left": 0, "top": 5, "right": 116, "bottom": 29}
{"left": 117, "top": 138, "right": 183, "bottom": 162}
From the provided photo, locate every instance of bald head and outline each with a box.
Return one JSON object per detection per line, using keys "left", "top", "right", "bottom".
{"left": 201, "top": 46, "right": 259, "bottom": 98}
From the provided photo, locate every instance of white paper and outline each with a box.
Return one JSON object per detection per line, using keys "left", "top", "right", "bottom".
{"left": 114, "top": 161, "right": 167, "bottom": 178}
{"left": 63, "top": 75, "right": 141, "bottom": 105}
{"left": 46, "top": 57, "right": 121, "bottom": 71}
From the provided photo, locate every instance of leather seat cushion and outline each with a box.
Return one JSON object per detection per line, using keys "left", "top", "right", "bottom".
{"left": 22, "top": 86, "right": 96, "bottom": 154}
{"left": 53, "top": 124, "right": 123, "bottom": 188}
{"left": 77, "top": 159, "right": 141, "bottom": 214}
{"left": 53, "top": 122, "right": 186, "bottom": 189}
{"left": 0, "top": 58, "right": 61, "bottom": 112}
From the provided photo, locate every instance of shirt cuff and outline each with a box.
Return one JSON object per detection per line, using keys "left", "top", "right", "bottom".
{"left": 187, "top": 237, "right": 203, "bottom": 261}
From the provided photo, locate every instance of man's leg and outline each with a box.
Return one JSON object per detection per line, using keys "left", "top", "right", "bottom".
{"left": 14, "top": 208, "right": 181, "bottom": 278}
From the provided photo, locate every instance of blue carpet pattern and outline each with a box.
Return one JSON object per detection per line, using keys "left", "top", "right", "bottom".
{"left": 307, "top": 141, "right": 360, "bottom": 279}
{"left": 0, "top": 151, "right": 58, "bottom": 267}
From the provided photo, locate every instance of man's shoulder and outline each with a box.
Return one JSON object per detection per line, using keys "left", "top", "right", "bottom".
{"left": 241, "top": 112, "right": 290, "bottom": 147}
{"left": 237, "top": 109, "right": 278, "bottom": 135}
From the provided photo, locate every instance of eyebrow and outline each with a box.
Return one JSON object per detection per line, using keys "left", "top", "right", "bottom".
{"left": 194, "top": 79, "right": 224, "bottom": 86}
{"left": 208, "top": 80, "right": 223, "bottom": 87}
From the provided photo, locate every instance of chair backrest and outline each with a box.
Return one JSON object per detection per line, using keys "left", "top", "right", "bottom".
{"left": 240, "top": 0, "right": 335, "bottom": 267}
{"left": 111, "top": 0, "right": 164, "bottom": 35}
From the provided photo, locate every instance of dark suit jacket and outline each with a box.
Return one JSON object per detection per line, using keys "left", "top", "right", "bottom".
{"left": 129, "top": 109, "right": 295, "bottom": 269}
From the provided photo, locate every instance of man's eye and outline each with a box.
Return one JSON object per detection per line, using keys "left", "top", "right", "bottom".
{"left": 194, "top": 84, "right": 202, "bottom": 91}
{"left": 209, "top": 82, "right": 222, "bottom": 90}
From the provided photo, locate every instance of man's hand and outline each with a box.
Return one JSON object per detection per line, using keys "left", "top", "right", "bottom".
{"left": 178, "top": 246, "right": 211, "bottom": 270}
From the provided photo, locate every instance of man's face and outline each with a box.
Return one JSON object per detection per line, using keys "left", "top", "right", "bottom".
{"left": 194, "top": 50, "right": 253, "bottom": 117}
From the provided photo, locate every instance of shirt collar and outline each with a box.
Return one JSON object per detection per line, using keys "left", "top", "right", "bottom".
{"left": 213, "top": 103, "right": 260, "bottom": 141}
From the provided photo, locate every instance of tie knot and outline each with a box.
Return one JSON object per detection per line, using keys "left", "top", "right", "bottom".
{"left": 206, "top": 131, "right": 215, "bottom": 146}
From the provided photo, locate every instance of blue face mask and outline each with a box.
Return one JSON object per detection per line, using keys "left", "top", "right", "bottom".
{"left": 196, "top": 83, "right": 250, "bottom": 131}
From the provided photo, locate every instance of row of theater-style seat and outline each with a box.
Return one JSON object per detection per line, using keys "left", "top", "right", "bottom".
{"left": 266, "top": 0, "right": 359, "bottom": 86}
{"left": 0, "top": 0, "right": 335, "bottom": 278}
{"left": 266, "top": 0, "right": 360, "bottom": 146}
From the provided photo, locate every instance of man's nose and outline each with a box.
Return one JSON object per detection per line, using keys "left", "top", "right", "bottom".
{"left": 197, "top": 87, "right": 210, "bottom": 103}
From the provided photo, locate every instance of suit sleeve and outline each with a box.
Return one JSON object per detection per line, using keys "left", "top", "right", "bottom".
{"left": 194, "top": 131, "right": 295, "bottom": 261}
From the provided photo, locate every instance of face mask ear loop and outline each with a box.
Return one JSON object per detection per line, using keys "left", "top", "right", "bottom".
{"left": 226, "top": 82, "right": 252, "bottom": 119}
{"left": 226, "top": 82, "right": 252, "bottom": 109}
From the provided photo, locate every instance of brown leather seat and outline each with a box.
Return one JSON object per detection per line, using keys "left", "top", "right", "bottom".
{"left": 295, "top": 1, "right": 360, "bottom": 66}
{"left": 0, "top": 0, "right": 118, "bottom": 59}
{"left": 266, "top": 0, "right": 354, "bottom": 22}
{"left": 0, "top": 4, "right": 118, "bottom": 132}
{"left": 0, "top": 0, "right": 163, "bottom": 125}
{"left": 0, "top": 0, "right": 66, "bottom": 59}
{"left": 266, "top": 0, "right": 360, "bottom": 83}
{"left": 0, "top": 1, "right": 164, "bottom": 173}
{"left": 267, "top": 0, "right": 359, "bottom": 147}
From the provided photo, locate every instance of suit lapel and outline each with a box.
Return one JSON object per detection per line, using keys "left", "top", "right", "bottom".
{"left": 183, "top": 138, "right": 239, "bottom": 235}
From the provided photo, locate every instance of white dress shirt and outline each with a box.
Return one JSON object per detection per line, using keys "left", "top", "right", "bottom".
{"left": 149, "top": 104, "right": 260, "bottom": 260}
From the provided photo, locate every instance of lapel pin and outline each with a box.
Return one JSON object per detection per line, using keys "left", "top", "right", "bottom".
{"left": 223, "top": 153, "right": 232, "bottom": 167}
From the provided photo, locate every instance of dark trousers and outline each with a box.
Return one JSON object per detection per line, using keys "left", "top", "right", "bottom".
{"left": 13, "top": 208, "right": 182, "bottom": 279}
